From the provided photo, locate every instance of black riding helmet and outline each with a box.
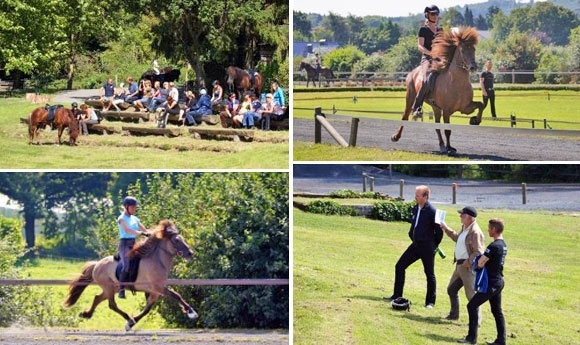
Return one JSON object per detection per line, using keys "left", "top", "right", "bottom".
{"left": 71, "top": 102, "right": 78, "bottom": 108}
{"left": 424, "top": 5, "right": 440, "bottom": 17}
{"left": 123, "top": 196, "right": 138, "bottom": 207}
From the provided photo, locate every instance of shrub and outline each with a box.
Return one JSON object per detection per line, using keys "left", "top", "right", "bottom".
{"left": 370, "top": 200, "right": 414, "bottom": 222}
{"left": 305, "top": 200, "right": 359, "bottom": 216}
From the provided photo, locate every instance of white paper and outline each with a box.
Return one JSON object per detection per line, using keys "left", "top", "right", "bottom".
{"left": 435, "top": 209, "right": 446, "bottom": 224}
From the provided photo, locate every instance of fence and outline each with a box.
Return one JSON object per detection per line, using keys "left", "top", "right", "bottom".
{"left": 0, "top": 278, "right": 289, "bottom": 286}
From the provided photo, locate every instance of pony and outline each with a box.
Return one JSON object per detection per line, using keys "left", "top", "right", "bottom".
{"left": 140, "top": 67, "right": 181, "bottom": 84}
{"left": 63, "top": 220, "right": 197, "bottom": 331}
{"left": 391, "top": 26, "right": 484, "bottom": 155}
{"left": 225, "top": 66, "right": 263, "bottom": 98}
{"left": 28, "top": 106, "right": 79, "bottom": 145}
{"left": 299, "top": 61, "right": 335, "bottom": 87}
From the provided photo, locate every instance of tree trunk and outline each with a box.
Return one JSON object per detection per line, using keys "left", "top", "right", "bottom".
{"left": 66, "top": 34, "right": 76, "bottom": 90}
{"left": 23, "top": 211, "right": 36, "bottom": 248}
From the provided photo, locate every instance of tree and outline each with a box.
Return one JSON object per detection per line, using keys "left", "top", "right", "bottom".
{"left": 323, "top": 12, "right": 349, "bottom": 45}
{"left": 440, "top": 8, "right": 464, "bottom": 27}
{"left": 567, "top": 26, "right": 580, "bottom": 72}
{"left": 383, "top": 35, "right": 422, "bottom": 73}
{"left": 0, "top": 173, "right": 111, "bottom": 248}
{"left": 324, "top": 45, "right": 366, "bottom": 73}
{"left": 99, "top": 173, "right": 289, "bottom": 328}
{"left": 293, "top": 11, "right": 312, "bottom": 40}
{"left": 494, "top": 31, "right": 544, "bottom": 83}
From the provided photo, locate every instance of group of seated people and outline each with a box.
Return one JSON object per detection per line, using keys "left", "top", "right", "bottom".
{"left": 98, "top": 76, "right": 286, "bottom": 129}
{"left": 219, "top": 81, "right": 287, "bottom": 129}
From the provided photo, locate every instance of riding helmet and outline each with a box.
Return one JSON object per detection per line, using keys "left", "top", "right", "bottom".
{"left": 71, "top": 102, "right": 78, "bottom": 108}
{"left": 424, "top": 5, "right": 440, "bottom": 17}
{"left": 123, "top": 196, "right": 138, "bottom": 207}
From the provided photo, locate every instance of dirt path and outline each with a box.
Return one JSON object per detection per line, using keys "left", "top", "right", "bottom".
{"left": 0, "top": 328, "right": 289, "bottom": 345}
{"left": 293, "top": 116, "right": 580, "bottom": 161}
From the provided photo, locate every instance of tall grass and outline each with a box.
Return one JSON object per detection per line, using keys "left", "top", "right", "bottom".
{"left": 294, "top": 206, "right": 580, "bottom": 345}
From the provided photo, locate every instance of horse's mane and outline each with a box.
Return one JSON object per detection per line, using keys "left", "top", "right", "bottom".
{"left": 431, "top": 26, "right": 479, "bottom": 72}
{"left": 128, "top": 220, "right": 178, "bottom": 259}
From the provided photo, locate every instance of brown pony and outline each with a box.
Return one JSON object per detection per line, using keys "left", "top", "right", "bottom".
{"left": 225, "top": 66, "right": 263, "bottom": 98}
{"left": 299, "top": 61, "right": 335, "bottom": 87}
{"left": 28, "top": 106, "right": 79, "bottom": 145}
{"left": 391, "top": 26, "right": 484, "bottom": 155}
{"left": 63, "top": 220, "right": 197, "bottom": 331}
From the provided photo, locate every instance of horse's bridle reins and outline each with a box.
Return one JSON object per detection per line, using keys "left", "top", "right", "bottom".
{"left": 454, "top": 44, "right": 472, "bottom": 72}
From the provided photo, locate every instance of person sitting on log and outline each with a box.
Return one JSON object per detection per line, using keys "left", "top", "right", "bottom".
{"left": 184, "top": 88, "right": 212, "bottom": 126}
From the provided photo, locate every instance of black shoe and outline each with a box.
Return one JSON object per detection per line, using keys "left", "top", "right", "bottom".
{"left": 486, "top": 341, "right": 505, "bottom": 345}
{"left": 118, "top": 288, "right": 126, "bottom": 299}
{"left": 445, "top": 314, "right": 459, "bottom": 320}
{"left": 457, "top": 338, "right": 476, "bottom": 344}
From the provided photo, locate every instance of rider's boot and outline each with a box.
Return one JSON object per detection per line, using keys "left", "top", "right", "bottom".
{"left": 118, "top": 271, "right": 128, "bottom": 299}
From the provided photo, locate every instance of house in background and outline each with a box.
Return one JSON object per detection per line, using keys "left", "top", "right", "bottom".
{"left": 293, "top": 39, "right": 340, "bottom": 61}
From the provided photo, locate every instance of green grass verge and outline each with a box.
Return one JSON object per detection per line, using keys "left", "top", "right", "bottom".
{"left": 294, "top": 207, "right": 580, "bottom": 345}
{"left": 0, "top": 96, "right": 289, "bottom": 169}
{"left": 21, "top": 258, "right": 167, "bottom": 330}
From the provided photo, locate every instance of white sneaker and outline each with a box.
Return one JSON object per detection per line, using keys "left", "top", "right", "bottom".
{"left": 425, "top": 304, "right": 434, "bottom": 309}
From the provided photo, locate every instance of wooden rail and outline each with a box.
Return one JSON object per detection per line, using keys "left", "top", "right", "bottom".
{"left": 0, "top": 278, "right": 289, "bottom": 286}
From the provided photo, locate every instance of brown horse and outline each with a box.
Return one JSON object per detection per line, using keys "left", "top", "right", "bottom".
{"left": 28, "top": 106, "right": 79, "bottom": 145}
{"left": 299, "top": 61, "right": 335, "bottom": 87}
{"left": 225, "top": 66, "right": 263, "bottom": 98}
{"left": 140, "top": 67, "right": 181, "bottom": 84}
{"left": 391, "top": 26, "right": 484, "bottom": 155}
{"left": 63, "top": 220, "right": 197, "bottom": 331}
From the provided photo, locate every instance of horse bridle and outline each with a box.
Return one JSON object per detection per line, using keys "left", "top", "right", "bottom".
{"left": 454, "top": 44, "right": 472, "bottom": 72}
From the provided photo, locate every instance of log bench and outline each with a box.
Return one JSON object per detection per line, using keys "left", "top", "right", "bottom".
{"left": 0, "top": 80, "right": 14, "bottom": 96}
{"left": 87, "top": 123, "right": 119, "bottom": 134}
{"left": 99, "top": 110, "right": 151, "bottom": 122}
{"left": 121, "top": 125, "right": 182, "bottom": 137}
{"left": 187, "top": 127, "right": 254, "bottom": 142}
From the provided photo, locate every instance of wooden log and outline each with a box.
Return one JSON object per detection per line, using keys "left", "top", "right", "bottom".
{"left": 187, "top": 127, "right": 254, "bottom": 141}
{"left": 121, "top": 125, "right": 182, "bottom": 137}
{"left": 270, "top": 118, "right": 289, "bottom": 130}
{"left": 87, "top": 123, "right": 118, "bottom": 134}
{"left": 85, "top": 99, "right": 133, "bottom": 110}
{"left": 100, "top": 110, "right": 150, "bottom": 122}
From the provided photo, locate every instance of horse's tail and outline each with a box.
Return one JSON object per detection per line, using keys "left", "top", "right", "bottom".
{"left": 62, "top": 261, "right": 97, "bottom": 308}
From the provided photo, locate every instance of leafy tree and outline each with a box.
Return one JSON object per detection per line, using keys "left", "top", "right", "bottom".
{"left": 535, "top": 46, "right": 570, "bottom": 84}
{"left": 105, "top": 173, "right": 289, "bottom": 328}
{"left": 0, "top": 173, "right": 111, "bottom": 249}
{"left": 440, "top": 8, "right": 464, "bottom": 27}
{"left": 474, "top": 14, "right": 488, "bottom": 30}
{"left": 324, "top": 45, "right": 365, "bottom": 73}
{"left": 464, "top": 7, "right": 474, "bottom": 27}
{"left": 293, "top": 11, "right": 312, "bottom": 40}
{"left": 383, "top": 35, "right": 422, "bottom": 73}
{"left": 485, "top": 5, "right": 501, "bottom": 30}
{"left": 358, "top": 21, "right": 401, "bottom": 55}
{"left": 494, "top": 31, "right": 544, "bottom": 83}
{"left": 323, "top": 12, "right": 349, "bottom": 45}
{"left": 567, "top": 26, "right": 580, "bottom": 73}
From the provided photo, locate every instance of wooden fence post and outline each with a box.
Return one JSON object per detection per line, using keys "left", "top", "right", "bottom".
{"left": 452, "top": 183, "right": 457, "bottom": 204}
{"left": 399, "top": 179, "right": 404, "bottom": 199}
{"left": 369, "top": 176, "right": 375, "bottom": 192}
{"left": 349, "top": 118, "right": 359, "bottom": 147}
{"left": 362, "top": 173, "right": 367, "bottom": 192}
{"left": 314, "top": 107, "right": 322, "bottom": 143}
{"left": 522, "top": 183, "right": 527, "bottom": 204}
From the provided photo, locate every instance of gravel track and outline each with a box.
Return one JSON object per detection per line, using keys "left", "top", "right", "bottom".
{"left": 293, "top": 116, "right": 580, "bottom": 161}
{"left": 293, "top": 164, "right": 580, "bottom": 212}
{"left": 0, "top": 328, "right": 288, "bottom": 345}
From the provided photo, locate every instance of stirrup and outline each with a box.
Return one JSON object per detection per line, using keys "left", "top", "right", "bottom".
{"left": 118, "top": 289, "right": 126, "bottom": 299}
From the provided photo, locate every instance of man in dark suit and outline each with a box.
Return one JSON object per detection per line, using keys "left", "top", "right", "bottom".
{"left": 386, "top": 185, "right": 443, "bottom": 308}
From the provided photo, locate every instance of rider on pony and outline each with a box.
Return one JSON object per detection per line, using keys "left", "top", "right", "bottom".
{"left": 117, "top": 196, "right": 149, "bottom": 299}
{"left": 412, "top": 5, "right": 443, "bottom": 120}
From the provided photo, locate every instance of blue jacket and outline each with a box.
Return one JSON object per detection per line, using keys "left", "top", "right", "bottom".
{"left": 472, "top": 254, "right": 488, "bottom": 293}
{"left": 189, "top": 94, "right": 212, "bottom": 115}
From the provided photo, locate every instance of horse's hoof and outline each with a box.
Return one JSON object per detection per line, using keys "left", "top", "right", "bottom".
{"left": 447, "top": 147, "right": 457, "bottom": 156}
{"left": 469, "top": 116, "right": 479, "bottom": 125}
{"left": 125, "top": 318, "right": 136, "bottom": 331}
{"left": 390, "top": 135, "right": 399, "bottom": 142}
{"left": 187, "top": 308, "right": 198, "bottom": 320}
{"left": 439, "top": 146, "right": 447, "bottom": 154}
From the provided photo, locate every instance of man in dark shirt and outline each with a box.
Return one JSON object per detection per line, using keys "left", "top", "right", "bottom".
{"left": 386, "top": 185, "right": 443, "bottom": 308}
{"left": 458, "top": 218, "right": 508, "bottom": 345}
{"left": 480, "top": 59, "right": 497, "bottom": 119}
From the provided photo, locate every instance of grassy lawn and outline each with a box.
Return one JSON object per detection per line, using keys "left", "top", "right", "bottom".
{"left": 293, "top": 206, "right": 580, "bottom": 345}
{"left": 21, "top": 258, "right": 168, "bottom": 330}
{"left": 293, "top": 89, "right": 580, "bottom": 161}
{"left": 0, "top": 96, "right": 289, "bottom": 169}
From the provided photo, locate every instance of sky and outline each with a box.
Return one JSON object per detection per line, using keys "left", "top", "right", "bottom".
{"left": 293, "top": 0, "right": 501, "bottom": 18}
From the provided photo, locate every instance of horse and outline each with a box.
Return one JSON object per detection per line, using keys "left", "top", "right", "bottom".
{"left": 225, "top": 66, "right": 263, "bottom": 98}
{"left": 63, "top": 220, "right": 197, "bottom": 331}
{"left": 28, "top": 106, "right": 79, "bottom": 145}
{"left": 299, "top": 61, "right": 335, "bottom": 87}
{"left": 140, "top": 67, "right": 181, "bottom": 84}
{"left": 391, "top": 26, "right": 484, "bottom": 155}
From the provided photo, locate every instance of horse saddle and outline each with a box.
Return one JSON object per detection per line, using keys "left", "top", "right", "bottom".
{"left": 114, "top": 254, "right": 141, "bottom": 287}
{"left": 44, "top": 104, "right": 63, "bottom": 123}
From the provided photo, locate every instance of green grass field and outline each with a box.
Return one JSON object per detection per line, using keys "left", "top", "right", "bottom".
{"left": 293, "top": 89, "right": 580, "bottom": 161}
{"left": 0, "top": 96, "right": 289, "bottom": 169}
{"left": 293, "top": 206, "right": 580, "bottom": 345}
{"left": 21, "top": 258, "right": 167, "bottom": 330}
